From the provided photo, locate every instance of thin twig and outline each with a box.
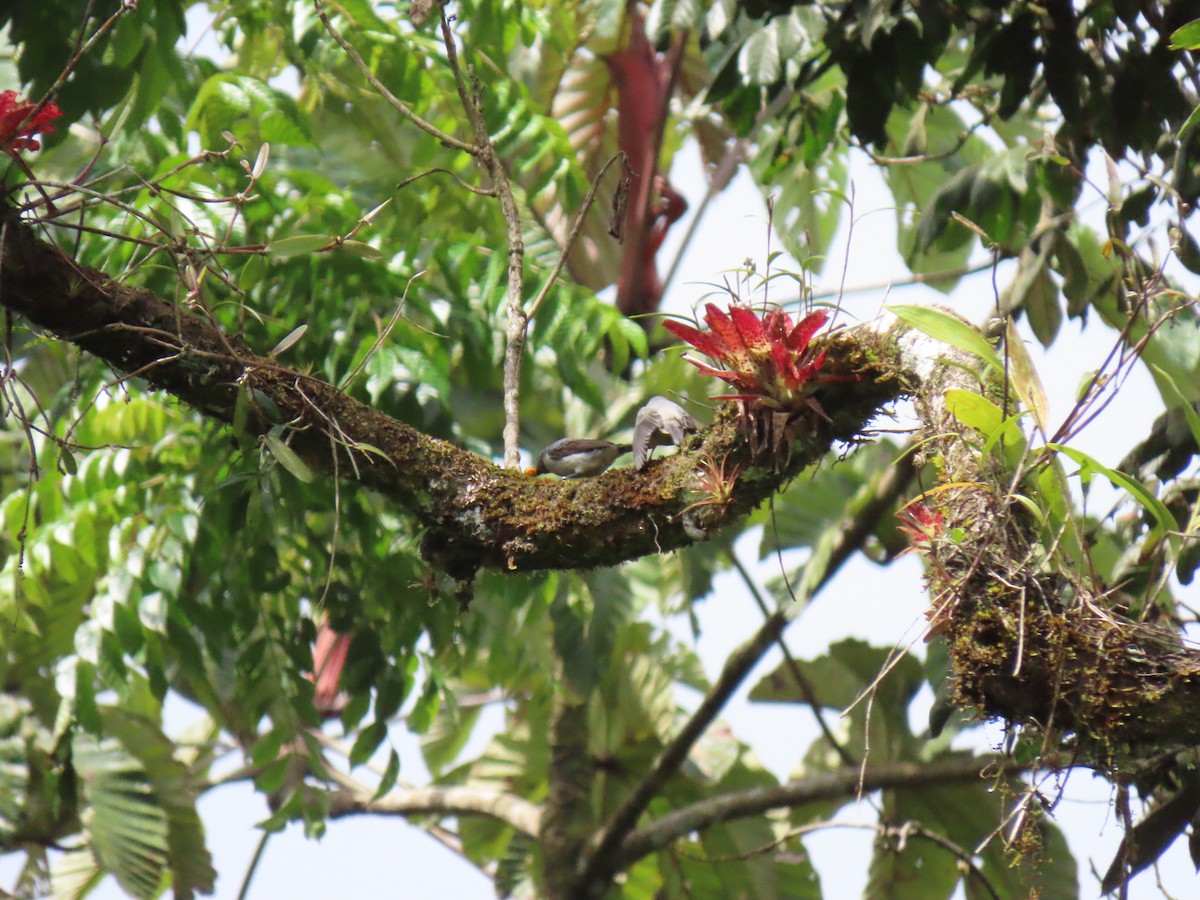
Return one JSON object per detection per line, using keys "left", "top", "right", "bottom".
{"left": 313, "top": 0, "right": 477, "bottom": 155}
{"left": 527, "top": 152, "right": 625, "bottom": 320}
{"left": 728, "top": 551, "right": 856, "bottom": 768}
{"left": 236, "top": 831, "right": 271, "bottom": 900}
{"left": 436, "top": 9, "right": 528, "bottom": 467}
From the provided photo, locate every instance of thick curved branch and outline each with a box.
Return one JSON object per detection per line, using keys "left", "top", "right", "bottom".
{"left": 328, "top": 783, "right": 541, "bottom": 837}
{"left": 613, "top": 755, "right": 1025, "bottom": 870}
{"left": 882, "top": 313, "right": 1200, "bottom": 760}
{"left": 0, "top": 212, "right": 892, "bottom": 579}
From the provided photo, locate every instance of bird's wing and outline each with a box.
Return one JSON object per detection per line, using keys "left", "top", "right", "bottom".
{"left": 632, "top": 408, "right": 658, "bottom": 470}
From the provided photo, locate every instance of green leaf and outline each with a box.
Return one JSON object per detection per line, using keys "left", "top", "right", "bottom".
{"left": 1169, "top": 19, "right": 1200, "bottom": 50}
{"left": 1018, "top": 265, "right": 1062, "bottom": 347}
{"left": 348, "top": 722, "right": 387, "bottom": 768}
{"left": 264, "top": 431, "right": 314, "bottom": 483}
{"left": 269, "top": 324, "right": 308, "bottom": 358}
{"left": 889, "top": 305, "right": 1004, "bottom": 373}
{"left": 100, "top": 708, "right": 215, "bottom": 899}
{"left": 1048, "top": 443, "right": 1178, "bottom": 539}
{"left": 420, "top": 700, "right": 483, "bottom": 777}
{"left": 74, "top": 738, "right": 170, "bottom": 899}
{"left": 371, "top": 749, "right": 401, "bottom": 801}
{"left": 339, "top": 239, "right": 384, "bottom": 259}
{"left": 1151, "top": 365, "right": 1200, "bottom": 452}
{"left": 944, "top": 389, "right": 1021, "bottom": 443}
{"left": 1179, "top": 103, "right": 1200, "bottom": 139}
{"left": 268, "top": 235, "right": 331, "bottom": 258}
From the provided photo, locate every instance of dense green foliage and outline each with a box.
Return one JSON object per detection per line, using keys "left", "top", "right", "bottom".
{"left": 2, "top": 1, "right": 1200, "bottom": 897}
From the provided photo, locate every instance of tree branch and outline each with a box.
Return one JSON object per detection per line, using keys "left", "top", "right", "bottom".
{"left": 882, "top": 311, "right": 1200, "bottom": 761}
{"left": 313, "top": 0, "right": 477, "bottom": 155}
{"left": 612, "top": 755, "right": 1025, "bottom": 870}
{"left": 435, "top": 10, "right": 528, "bottom": 469}
{"left": 576, "top": 447, "right": 918, "bottom": 894}
{"left": 0, "top": 212, "right": 891, "bottom": 579}
{"left": 328, "top": 782, "right": 542, "bottom": 837}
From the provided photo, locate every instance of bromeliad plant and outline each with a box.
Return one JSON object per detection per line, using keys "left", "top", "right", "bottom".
{"left": 663, "top": 302, "right": 832, "bottom": 416}
{"left": 0, "top": 90, "right": 61, "bottom": 156}
{"left": 664, "top": 301, "right": 843, "bottom": 465}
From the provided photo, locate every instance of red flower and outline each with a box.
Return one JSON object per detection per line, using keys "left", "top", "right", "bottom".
{"left": 663, "top": 302, "right": 831, "bottom": 410}
{"left": 0, "top": 91, "right": 62, "bottom": 154}
{"left": 896, "top": 501, "right": 945, "bottom": 546}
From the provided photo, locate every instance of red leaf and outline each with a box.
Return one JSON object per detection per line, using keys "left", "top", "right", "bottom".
{"left": 0, "top": 90, "right": 62, "bottom": 153}
{"left": 787, "top": 310, "right": 828, "bottom": 352}
{"left": 685, "top": 357, "right": 757, "bottom": 389}
{"left": 794, "top": 348, "right": 827, "bottom": 385}
{"left": 769, "top": 340, "right": 799, "bottom": 390}
{"left": 763, "top": 308, "right": 794, "bottom": 344}
{"left": 703, "top": 303, "right": 748, "bottom": 360}
{"left": 728, "top": 305, "right": 768, "bottom": 351}
{"left": 663, "top": 318, "right": 727, "bottom": 360}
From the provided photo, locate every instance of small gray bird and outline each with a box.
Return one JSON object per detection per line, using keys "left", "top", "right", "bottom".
{"left": 531, "top": 439, "right": 632, "bottom": 478}
{"left": 633, "top": 396, "right": 698, "bottom": 470}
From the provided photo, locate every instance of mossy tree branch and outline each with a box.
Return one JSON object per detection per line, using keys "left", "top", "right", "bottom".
{"left": 882, "top": 316, "right": 1200, "bottom": 764}
{"left": 0, "top": 211, "right": 894, "bottom": 580}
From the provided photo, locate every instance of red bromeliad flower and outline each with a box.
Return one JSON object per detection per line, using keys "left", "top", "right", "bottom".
{"left": 896, "top": 501, "right": 945, "bottom": 547}
{"left": 663, "top": 303, "right": 831, "bottom": 411}
{"left": 0, "top": 91, "right": 62, "bottom": 154}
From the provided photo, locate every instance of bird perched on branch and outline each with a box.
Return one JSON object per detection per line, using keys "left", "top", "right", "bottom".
{"left": 633, "top": 395, "right": 698, "bottom": 470}
{"left": 529, "top": 439, "right": 632, "bottom": 478}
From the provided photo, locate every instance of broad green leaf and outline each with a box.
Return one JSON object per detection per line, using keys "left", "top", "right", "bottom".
{"left": 371, "top": 749, "right": 401, "bottom": 801}
{"left": 1169, "top": 19, "right": 1200, "bottom": 50}
{"left": 264, "top": 431, "right": 314, "bottom": 483}
{"left": 1048, "top": 443, "right": 1178, "bottom": 539}
{"left": 889, "top": 305, "right": 1004, "bottom": 373}
{"left": 944, "top": 389, "right": 1026, "bottom": 465}
{"left": 268, "top": 235, "right": 331, "bottom": 259}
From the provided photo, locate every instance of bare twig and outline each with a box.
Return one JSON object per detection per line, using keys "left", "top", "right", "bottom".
{"left": 729, "top": 550, "right": 857, "bottom": 768}
{"left": 527, "top": 152, "right": 625, "bottom": 320}
{"left": 313, "top": 0, "right": 477, "bottom": 155}
{"left": 436, "top": 9, "right": 528, "bottom": 467}
{"left": 614, "top": 755, "right": 1023, "bottom": 876}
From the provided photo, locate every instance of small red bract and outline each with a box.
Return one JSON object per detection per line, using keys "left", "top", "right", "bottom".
{"left": 896, "top": 502, "right": 945, "bottom": 546}
{"left": 663, "top": 302, "right": 831, "bottom": 411}
{"left": 0, "top": 90, "right": 63, "bottom": 154}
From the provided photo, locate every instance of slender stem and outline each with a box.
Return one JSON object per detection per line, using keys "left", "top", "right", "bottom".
{"left": 527, "top": 152, "right": 625, "bottom": 320}
{"left": 437, "top": 9, "right": 528, "bottom": 467}
{"left": 729, "top": 550, "right": 857, "bottom": 767}
{"left": 313, "top": 0, "right": 477, "bottom": 155}
{"left": 236, "top": 830, "right": 271, "bottom": 900}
